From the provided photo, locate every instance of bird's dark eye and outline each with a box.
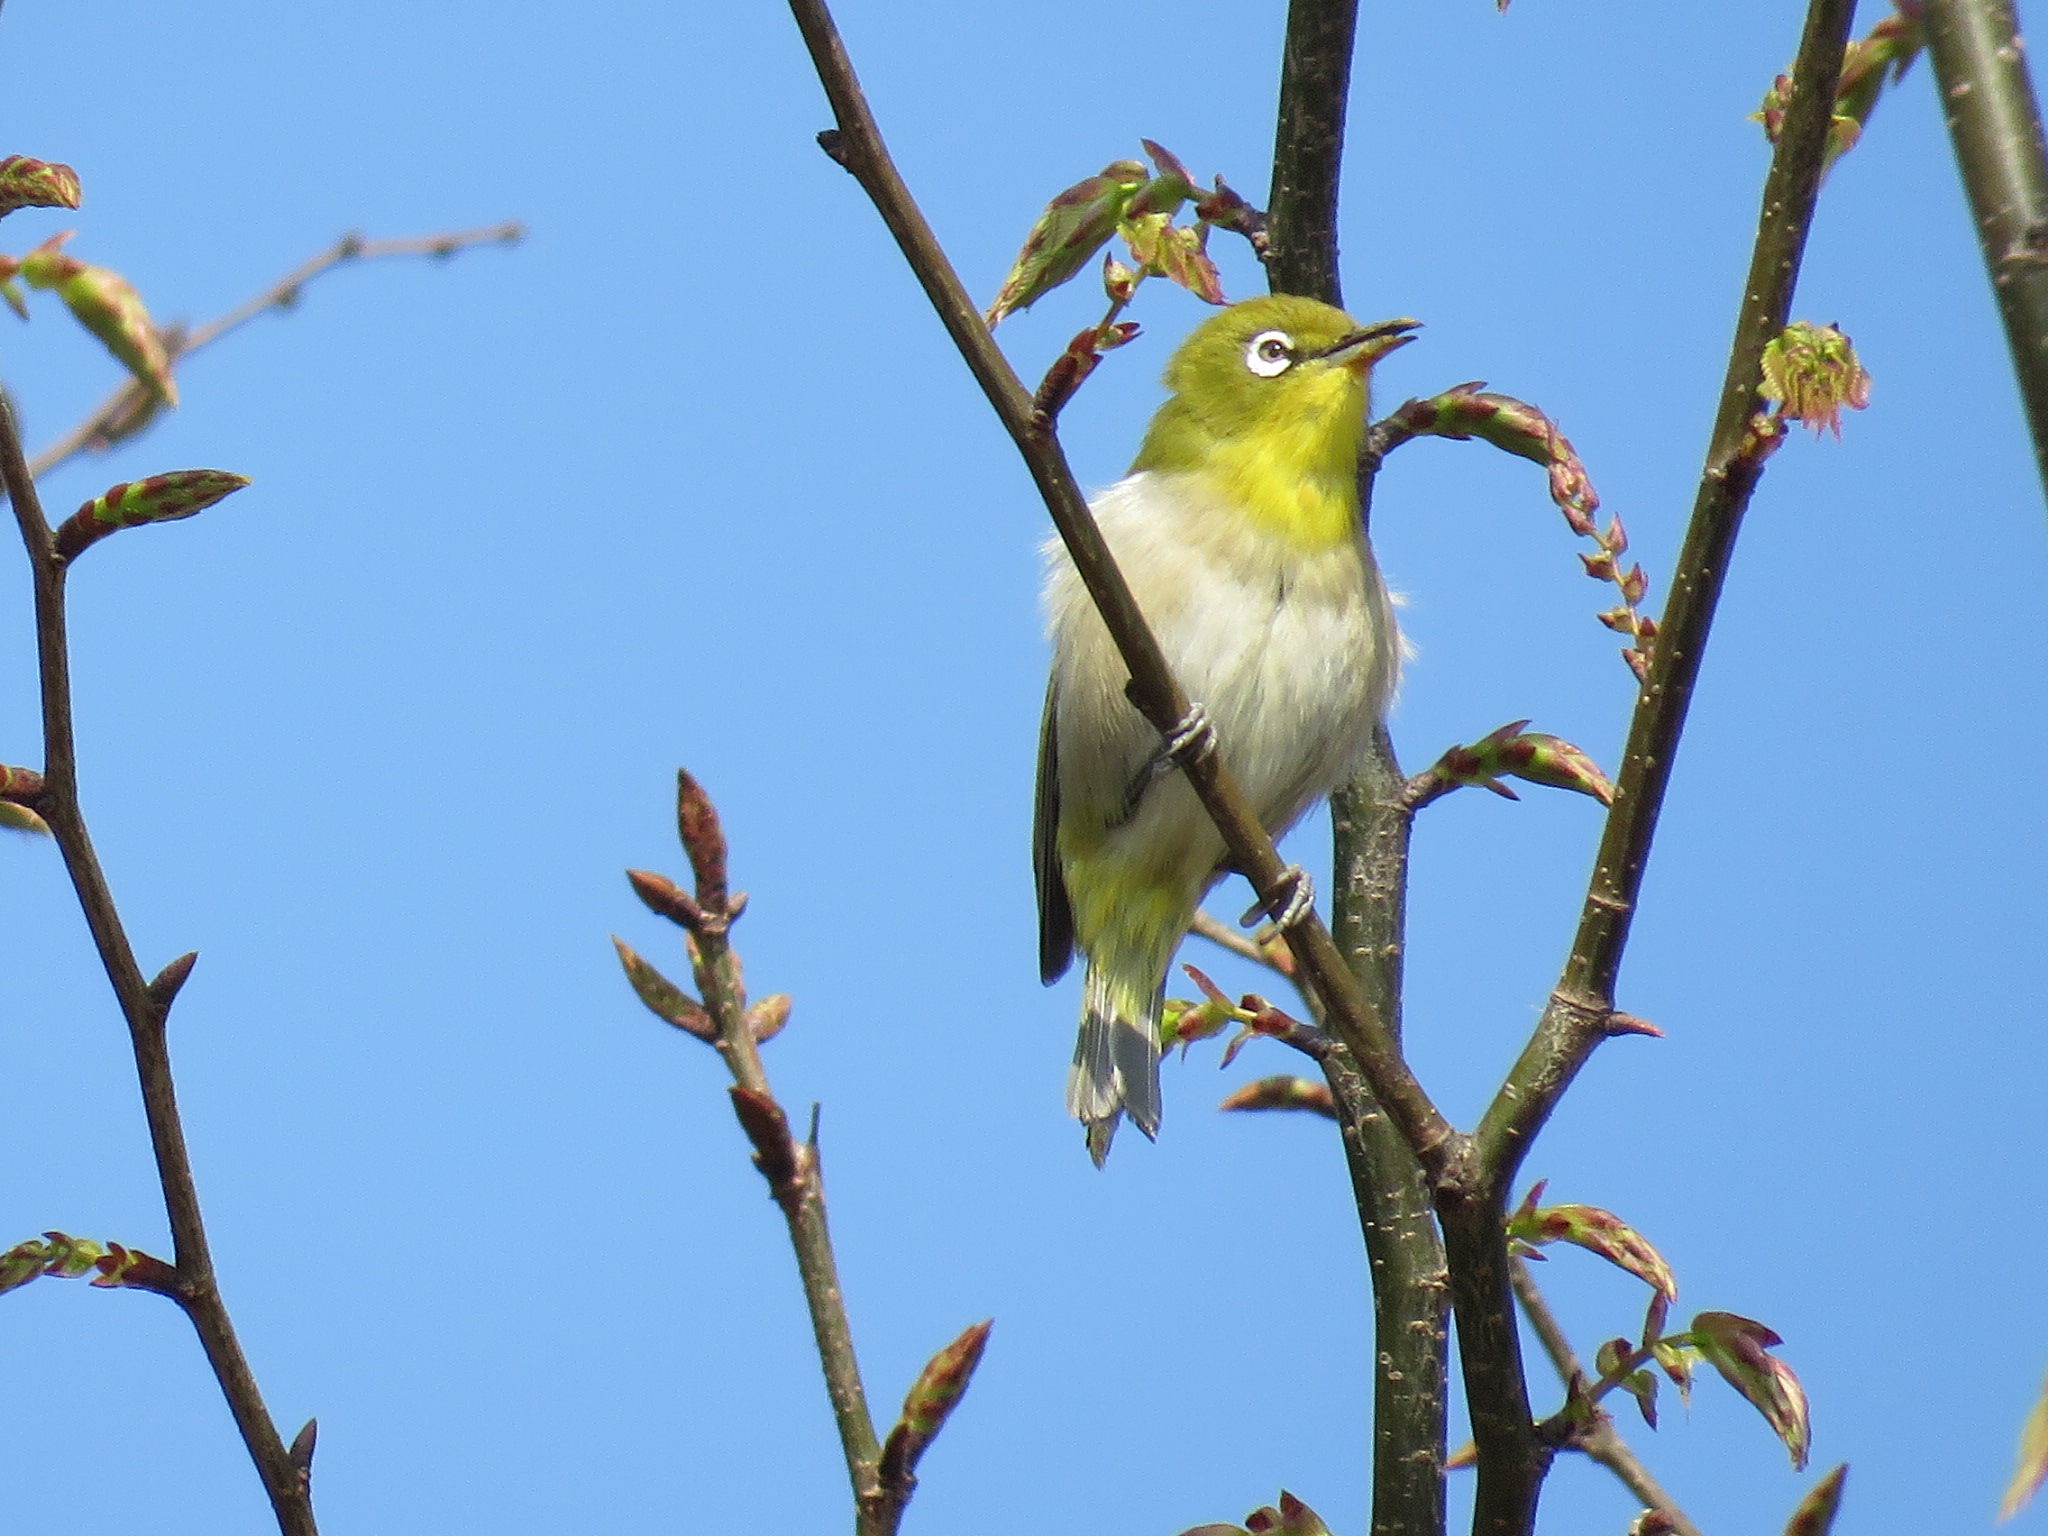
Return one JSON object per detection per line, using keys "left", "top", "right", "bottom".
{"left": 1244, "top": 330, "right": 1295, "bottom": 377}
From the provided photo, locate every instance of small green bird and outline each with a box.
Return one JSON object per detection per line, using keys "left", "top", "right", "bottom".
{"left": 1035, "top": 294, "right": 1417, "bottom": 1163}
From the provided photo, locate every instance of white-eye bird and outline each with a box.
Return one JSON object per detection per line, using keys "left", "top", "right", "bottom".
{"left": 1035, "top": 294, "right": 1417, "bottom": 1164}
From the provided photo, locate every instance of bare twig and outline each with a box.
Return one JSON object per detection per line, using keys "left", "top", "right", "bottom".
{"left": 780, "top": 0, "right": 1457, "bottom": 1184}
{"left": 1509, "top": 1260, "right": 1704, "bottom": 1536}
{"left": 27, "top": 222, "right": 523, "bottom": 478}
{"left": 631, "top": 774, "right": 937, "bottom": 1536}
{"left": 0, "top": 398, "right": 316, "bottom": 1535}
{"left": 1923, "top": 0, "right": 2048, "bottom": 507}
{"left": 1188, "top": 908, "right": 1290, "bottom": 974}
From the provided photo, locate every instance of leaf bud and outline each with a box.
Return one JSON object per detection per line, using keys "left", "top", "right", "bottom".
{"left": 0, "top": 156, "right": 82, "bottom": 219}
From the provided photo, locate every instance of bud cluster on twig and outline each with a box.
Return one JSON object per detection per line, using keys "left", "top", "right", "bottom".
{"left": 1158, "top": 963, "right": 1322, "bottom": 1070}
{"left": 1757, "top": 1, "right": 1925, "bottom": 171}
{"left": 1506, "top": 1181, "right": 1813, "bottom": 1471}
{"left": 0, "top": 1230, "right": 180, "bottom": 1299}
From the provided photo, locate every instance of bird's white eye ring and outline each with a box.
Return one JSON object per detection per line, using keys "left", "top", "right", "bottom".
{"left": 1244, "top": 330, "right": 1295, "bottom": 377}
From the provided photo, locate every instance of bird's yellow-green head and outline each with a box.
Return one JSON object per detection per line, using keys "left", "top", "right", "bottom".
{"left": 1132, "top": 295, "right": 1419, "bottom": 550}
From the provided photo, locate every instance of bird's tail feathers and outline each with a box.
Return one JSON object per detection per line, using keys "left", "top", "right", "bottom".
{"left": 1067, "top": 964, "right": 1163, "bottom": 1166}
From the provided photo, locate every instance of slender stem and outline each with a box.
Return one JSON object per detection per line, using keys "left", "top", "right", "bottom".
{"left": 0, "top": 397, "right": 316, "bottom": 1535}
{"left": 27, "top": 223, "right": 524, "bottom": 478}
{"left": 1472, "top": 0, "right": 1857, "bottom": 1185}
{"left": 779, "top": 0, "right": 1458, "bottom": 1178}
{"left": 1266, "top": 4, "right": 1450, "bottom": 1528}
{"left": 688, "top": 902, "right": 889, "bottom": 1532}
{"left": 1509, "top": 1262, "right": 1704, "bottom": 1536}
{"left": 1923, "top": 0, "right": 2048, "bottom": 508}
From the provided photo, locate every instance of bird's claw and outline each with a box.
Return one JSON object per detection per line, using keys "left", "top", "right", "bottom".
{"left": 1161, "top": 703, "right": 1216, "bottom": 768}
{"left": 1241, "top": 865, "right": 1314, "bottom": 930}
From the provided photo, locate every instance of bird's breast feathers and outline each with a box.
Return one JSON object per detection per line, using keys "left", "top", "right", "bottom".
{"left": 1044, "top": 469, "right": 1399, "bottom": 842}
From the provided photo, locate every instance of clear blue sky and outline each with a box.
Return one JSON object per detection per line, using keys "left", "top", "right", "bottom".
{"left": 1, "top": 2, "right": 2043, "bottom": 1533}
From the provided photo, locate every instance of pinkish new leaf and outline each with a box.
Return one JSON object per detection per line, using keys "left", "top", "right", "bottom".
{"left": 0, "top": 156, "right": 82, "bottom": 219}
{"left": 1689, "top": 1310, "right": 1811, "bottom": 1469}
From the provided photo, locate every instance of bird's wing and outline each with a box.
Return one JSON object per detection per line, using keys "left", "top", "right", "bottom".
{"left": 1034, "top": 680, "right": 1076, "bottom": 984}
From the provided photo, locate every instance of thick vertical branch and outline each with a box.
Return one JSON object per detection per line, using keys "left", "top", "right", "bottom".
{"left": 1266, "top": 6, "right": 1449, "bottom": 1531}
{"left": 1269, "top": 0, "right": 1359, "bottom": 304}
{"left": 1923, "top": 0, "right": 2048, "bottom": 506}
{"left": 0, "top": 399, "right": 316, "bottom": 1536}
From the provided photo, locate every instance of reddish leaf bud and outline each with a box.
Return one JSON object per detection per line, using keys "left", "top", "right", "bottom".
{"left": 0, "top": 156, "right": 82, "bottom": 219}
{"left": 91, "top": 1241, "right": 181, "bottom": 1295}
{"left": 879, "top": 1319, "right": 994, "bottom": 1487}
{"left": 673, "top": 769, "right": 730, "bottom": 914}
{"left": 1219, "top": 1075, "right": 1336, "bottom": 1118}
{"left": 1784, "top": 1466, "right": 1848, "bottom": 1536}
{"left": 1508, "top": 1187, "right": 1678, "bottom": 1304}
{"left": 54, "top": 470, "right": 251, "bottom": 561}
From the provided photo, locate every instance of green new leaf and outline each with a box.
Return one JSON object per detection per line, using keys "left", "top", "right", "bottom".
{"left": 0, "top": 1232, "right": 103, "bottom": 1295}
{"left": 611, "top": 936, "right": 716, "bottom": 1041}
{"left": 1761, "top": 322, "right": 1870, "bottom": 437}
{"left": 984, "top": 160, "right": 1148, "bottom": 327}
{"left": 1784, "top": 1465, "right": 1849, "bottom": 1536}
{"left": 2001, "top": 1368, "right": 2048, "bottom": 1520}
{"left": 0, "top": 800, "right": 49, "bottom": 835}
{"left": 0, "top": 156, "right": 82, "bottom": 219}
{"left": 18, "top": 232, "right": 177, "bottom": 404}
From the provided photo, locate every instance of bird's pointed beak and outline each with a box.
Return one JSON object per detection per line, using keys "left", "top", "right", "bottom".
{"left": 1319, "top": 318, "right": 1423, "bottom": 372}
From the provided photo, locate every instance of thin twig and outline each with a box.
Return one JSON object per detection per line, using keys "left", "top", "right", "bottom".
{"left": 1187, "top": 909, "right": 1287, "bottom": 972}
{"left": 780, "top": 0, "right": 1457, "bottom": 1185}
{"left": 1922, "top": 0, "right": 2048, "bottom": 508}
{"left": 1509, "top": 1261, "right": 1704, "bottom": 1536}
{"left": 27, "top": 222, "right": 523, "bottom": 478}
{"left": 0, "top": 398, "right": 316, "bottom": 1535}
{"left": 1471, "top": 0, "right": 1857, "bottom": 1184}
{"left": 631, "top": 776, "right": 903, "bottom": 1536}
